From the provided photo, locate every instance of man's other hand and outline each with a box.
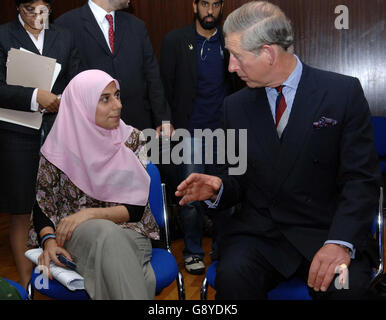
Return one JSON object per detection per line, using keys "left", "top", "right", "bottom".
{"left": 308, "top": 243, "right": 351, "bottom": 292}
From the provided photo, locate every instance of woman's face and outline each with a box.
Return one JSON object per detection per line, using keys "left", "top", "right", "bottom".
{"left": 18, "top": 0, "right": 50, "bottom": 31}
{"left": 95, "top": 81, "right": 122, "bottom": 130}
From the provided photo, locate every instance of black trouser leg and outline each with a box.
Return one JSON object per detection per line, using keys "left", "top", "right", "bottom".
{"left": 215, "top": 235, "right": 285, "bottom": 300}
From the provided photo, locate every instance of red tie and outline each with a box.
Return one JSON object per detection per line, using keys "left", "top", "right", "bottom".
{"left": 106, "top": 14, "right": 114, "bottom": 53}
{"left": 275, "top": 85, "right": 287, "bottom": 128}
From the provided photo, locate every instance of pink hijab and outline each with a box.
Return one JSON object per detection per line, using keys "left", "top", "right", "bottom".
{"left": 41, "top": 70, "right": 150, "bottom": 206}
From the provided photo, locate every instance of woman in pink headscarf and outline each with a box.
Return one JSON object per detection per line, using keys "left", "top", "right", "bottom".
{"left": 27, "top": 70, "right": 159, "bottom": 300}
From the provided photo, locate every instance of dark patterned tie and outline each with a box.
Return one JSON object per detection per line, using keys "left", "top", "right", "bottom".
{"left": 105, "top": 14, "right": 114, "bottom": 54}
{"left": 275, "top": 85, "right": 288, "bottom": 138}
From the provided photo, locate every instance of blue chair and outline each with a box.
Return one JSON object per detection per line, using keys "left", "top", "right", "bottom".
{"left": 371, "top": 116, "right": 386, "bottom": 174}
{"left": 146, "top": 162, "right": 185, "bottom": 299}
{"left": 201, "top": 187, "right": 384, "bottom": 300}
{"left": 201, "top": 262, "right": 312, "bottom": 300}
{"left": 2, "top": 278, "right": 28, "bottom": 300}
{"left": 28, "top": 162, "right": 185, "bottom": 300}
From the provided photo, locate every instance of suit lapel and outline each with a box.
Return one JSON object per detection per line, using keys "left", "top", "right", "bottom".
{"left": 184, "top": 24, "right": 197, "bottom": 86}
{"left": 81, "top": 4, "right": 111, "bottom": 56}
{"left": 273, "top": 64, "right": 327, "bottom": 193}
{"left": 9, "top": 19, "right": 41, "bottom": 55}
{"left": 243, "top": 88, "right": 281, "bottom": 167}
{"left": 113, "top": 11, "right": 125, "bottom": 56}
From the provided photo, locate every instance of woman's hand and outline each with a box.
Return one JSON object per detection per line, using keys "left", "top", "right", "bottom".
{"left": 37, "top": 238, "right": 73, "bottom": 280}
{"left": 37, "top": 89, "right": 60, "bottom": 113}
{"left": 56, "top": 209, "right": 92, "bottom": 247}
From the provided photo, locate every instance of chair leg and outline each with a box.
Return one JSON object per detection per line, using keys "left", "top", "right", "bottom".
{"left": 177, "top": 272, "right": 185, "bottom": 300}
{"left": 201, "top": 277, "right": 209, "bottom": 300}
{"left": 26, "top": 281, "right": 34, "bottom": 300}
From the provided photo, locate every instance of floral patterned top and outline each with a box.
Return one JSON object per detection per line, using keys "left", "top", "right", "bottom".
{"left": 27, "top": 128, "right": 159, "bottom": 248}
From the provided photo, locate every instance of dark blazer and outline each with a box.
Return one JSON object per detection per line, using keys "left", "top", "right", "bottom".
{"left": 55, "top": 4, "right": 170, "bottom": 131}
{"left": 0, "top": 18, "right": 80, "bottom": 134}
{"left": 216, "top": 63, "right": 380, "bottom": 277}
{"left": 160, "top": 24, "right": 236, "bottom": 130}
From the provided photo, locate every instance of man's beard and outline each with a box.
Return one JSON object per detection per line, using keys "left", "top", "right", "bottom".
{"left": 109, "top": 0, "right": 130, "bottom": 10}
{"left": 196, "top": 11, "right": 222, "bottom": 30}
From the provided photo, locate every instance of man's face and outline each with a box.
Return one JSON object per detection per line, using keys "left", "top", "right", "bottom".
{"left": 108, "top": 0, "right": 130, "bottom": 11}
{"left": 225, "top": 32, "right": 272, "bottom": 88}
{"left": 194, "top": 0, "right": 223, "bottom": 30}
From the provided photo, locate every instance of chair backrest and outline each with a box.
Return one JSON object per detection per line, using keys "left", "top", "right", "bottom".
{"left": 146, "top": 162, "right": 165, "bottom": 229}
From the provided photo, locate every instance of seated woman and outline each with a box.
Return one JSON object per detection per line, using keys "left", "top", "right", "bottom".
{"left": 27, "top": 70, "right": 159, "bottom": 300}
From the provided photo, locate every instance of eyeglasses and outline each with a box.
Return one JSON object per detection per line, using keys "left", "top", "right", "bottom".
{"left": 199, "top": 1, "right": 222, "bottom": 10}
{"left": 19, "top": 5, "right": 51, "bottom": 18}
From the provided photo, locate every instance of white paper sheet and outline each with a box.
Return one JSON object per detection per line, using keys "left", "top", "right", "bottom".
{"left": 25, "top": 248, "right": 85, "bottom": 291}
{"left": 1, "top": 48, "right": 61, "bottom": 129}
{"left": 0, "top": 108, "right": 42, "bottom": 130}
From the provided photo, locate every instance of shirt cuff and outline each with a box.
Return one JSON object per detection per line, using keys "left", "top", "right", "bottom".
{"left": 204, "top": 183, "right": 224, "bottom": 209}
{"left": 31, "top": 88, "right": 39, "bottom": 111}
{"left": 324, "top": 240, "right": 356, "bottom": 259}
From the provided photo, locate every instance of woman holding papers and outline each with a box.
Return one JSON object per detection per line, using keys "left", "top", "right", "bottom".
{"left": 0, "top": 0, "right": 80, "bottom": 289}
{"left": 27, "top": 70, "right": 159, "bottom": 299}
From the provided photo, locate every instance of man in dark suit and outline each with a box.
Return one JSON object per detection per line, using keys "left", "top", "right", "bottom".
{"left": 160, "top": 0, "right": 235, "bottom": 275}
{"left": 55, "top": 0, "right": 172, "bottom": 135}
{"left": 176, "top": 1, "right": 380, "bottom": 299}
{"left": 0, "top": 0, "right": 80, "bottom": 288}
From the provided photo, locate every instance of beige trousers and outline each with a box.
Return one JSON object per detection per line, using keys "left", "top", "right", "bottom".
{"left": 64, "top": 219, "right": 155, "bottom": 300}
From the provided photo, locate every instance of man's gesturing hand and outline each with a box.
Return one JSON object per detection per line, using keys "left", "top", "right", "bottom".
{"left": 308, "top": 243, "right": 351, "bottom": 292}
{"left": 175, "top": 173, "right": 222, "bottom": 206}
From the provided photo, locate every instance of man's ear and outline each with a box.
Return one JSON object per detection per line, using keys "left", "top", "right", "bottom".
{"left": 193, "top": 1, "right": 198, "bottom": 14}
{"left": 261, "top": 45, "right": 276, "bottom": 66}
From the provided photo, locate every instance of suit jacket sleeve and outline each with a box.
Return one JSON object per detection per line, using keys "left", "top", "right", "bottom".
{"left": 327, "top": 78, "right": 380, "bottom": 251}
{"left": 141, "top": 23, "right": 171, "bottom": 127}
{"left": 212, "top": 96, "right": 247, "bottom": 210}
{"left": 0, "top": 34, "right": 34, "bottom": 111}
